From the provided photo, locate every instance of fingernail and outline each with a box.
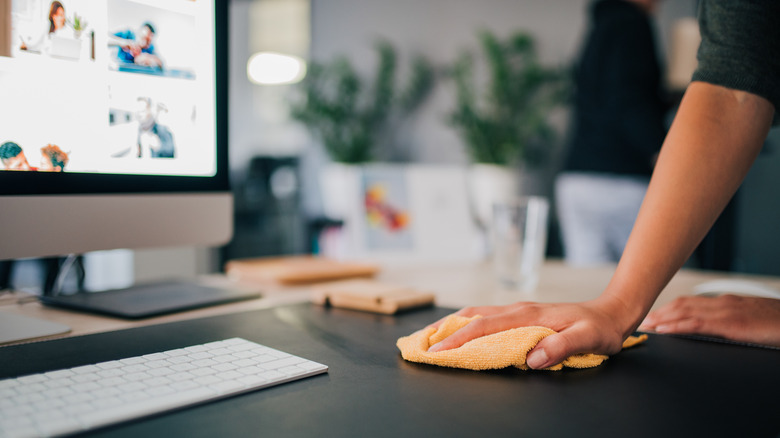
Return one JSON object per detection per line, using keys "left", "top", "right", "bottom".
{"left": 428, "top": 343, "right": 443, "bottom": 352}
{"left": 527, "top": 349, "right": 549, "bottom": 369}
{"left": 655, "top": 325, "right": 670, "bottom": 333}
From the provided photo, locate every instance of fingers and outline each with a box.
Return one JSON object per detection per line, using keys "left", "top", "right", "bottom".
{"left": 639, "top": 295, "right": 738, "bottom": 339}
{"left": 426, "top": 307, "right": 480, "bottom": 329}
{"left": 651, "top": 318, "right": 706, "bottom": 335}
{"left": 427, "top": 318, "right": 489, "bottom": 352}
{"left": 526, "top": 335, "right": 563, "bottom": 369}
{"left": 427, "top": 304, "right": 526, "bottom": 329}
{"left": 427, "top": 311, "right": 524, "bottom": 352}
{"left": 526, "top": 323, "right": 620, "bottom": 369}
{"left": 424, "top": 300, "right": 629, "bottom": 368}
{"left": 640, "top": 296, "right": 718, "bottom": 331}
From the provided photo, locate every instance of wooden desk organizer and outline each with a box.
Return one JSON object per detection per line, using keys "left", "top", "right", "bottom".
{"left": 225, "top": 256, "right": 379, "bottom": 285}
{"left": 311, "top": 279, "right": 435, "bottom": 314}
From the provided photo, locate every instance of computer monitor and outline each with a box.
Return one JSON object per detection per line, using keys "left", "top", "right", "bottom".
{"left": 0, "top": 0, "right": 240, "bottom": 342}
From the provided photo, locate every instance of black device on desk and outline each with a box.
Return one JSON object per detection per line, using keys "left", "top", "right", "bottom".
{"left": 0, "top": 303, "right": 778, "bottom": 438}
{"left": 38, "top": 280, "right": 260, "bottom": 319}
{"left": 0, "top": 1, "right": 254, "bottom": 336}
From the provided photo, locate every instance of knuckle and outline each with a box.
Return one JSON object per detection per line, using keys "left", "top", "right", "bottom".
{"left": 514, "top": 303, "right": 542, "bottom": 317}
{"left": 670, "top": 297, "right": 690, "bottom": 309}
{"left": 456, "top": 307, "right": 479, "bottom": 317}
{"left": 468, "top": 318, "right": 490, "bottom": 337}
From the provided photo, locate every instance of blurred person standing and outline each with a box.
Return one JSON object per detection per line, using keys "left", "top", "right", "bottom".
{"left": 556, "top": 0, "right": 668, "bottom": 265}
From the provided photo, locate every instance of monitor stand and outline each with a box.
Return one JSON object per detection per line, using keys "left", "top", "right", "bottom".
{"left": 0, "top": 312, "right": 71, "bottom": 345}
{"left": 38, "top": 279, "right": 263, "bottom": 319}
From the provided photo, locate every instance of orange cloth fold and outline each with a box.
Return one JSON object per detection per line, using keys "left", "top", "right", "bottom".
{"left": 397, "top": 314, "right": 647, "bottom": 371}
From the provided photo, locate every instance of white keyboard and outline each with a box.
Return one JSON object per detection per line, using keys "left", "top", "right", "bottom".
{"left": 0, "top": 338, "right": 328, "bottom": 438}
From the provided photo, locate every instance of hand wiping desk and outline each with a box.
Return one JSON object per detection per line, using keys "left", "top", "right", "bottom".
{"left": 397, "top": 314, "right": 647, "bottom": 371}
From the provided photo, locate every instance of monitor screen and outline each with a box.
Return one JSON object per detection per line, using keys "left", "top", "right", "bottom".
{"left": 0, "top": 0, "right": 232, "bottom": 261}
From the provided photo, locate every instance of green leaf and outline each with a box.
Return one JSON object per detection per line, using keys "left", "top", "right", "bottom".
{"left": 290, "top": 41, "right": 435, "bottom": 163}
{"left": 447, "top": 30, "right": 568, "bottom": 166}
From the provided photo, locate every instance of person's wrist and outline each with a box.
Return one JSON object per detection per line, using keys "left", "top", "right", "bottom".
{"left": 591, "top": 292, "right": 645, "bottom": 339}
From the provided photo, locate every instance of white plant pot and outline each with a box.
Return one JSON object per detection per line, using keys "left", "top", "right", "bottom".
{"left": 320, "top": 163, "right": 362, "bottom": 221}
{"left": 319, "top": 163, "right": 363, "bottom": 259}
{"left": 467, "top": 163, "right": 520, "bottom": 231}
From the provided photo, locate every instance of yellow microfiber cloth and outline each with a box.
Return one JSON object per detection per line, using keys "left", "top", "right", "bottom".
{"left": 397, "top": 314, "right": 648, "bottom": 371}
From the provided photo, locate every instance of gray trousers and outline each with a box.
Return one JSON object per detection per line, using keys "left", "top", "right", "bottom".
{"left": 555, "top": 172, "right": 649, "bottom": 266}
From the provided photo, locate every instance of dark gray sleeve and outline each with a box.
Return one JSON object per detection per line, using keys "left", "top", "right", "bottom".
{"left": 692, "top": 0, "right": 780, "bottom": 117}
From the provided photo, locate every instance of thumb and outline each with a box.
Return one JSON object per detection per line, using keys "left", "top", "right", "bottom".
{"left": 526, "top": 332, "right": 575, "bottom": 370}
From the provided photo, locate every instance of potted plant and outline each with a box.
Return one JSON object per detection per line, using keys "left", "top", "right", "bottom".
{"left": 291, "top": 40, "right": 434, "bottom": 164}
{"left": 447, "top": 30, "right": 568, "bottom": 231}
{"left": 290, "top": 41, "right": 434, "bottom": 255}
{"left": 68, "top": 13, "right": 88, "bottom": 38}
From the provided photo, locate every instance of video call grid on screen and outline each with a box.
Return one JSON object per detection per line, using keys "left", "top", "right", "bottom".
{"left": 0, "top": 0, "right": 217, "bottom": 177}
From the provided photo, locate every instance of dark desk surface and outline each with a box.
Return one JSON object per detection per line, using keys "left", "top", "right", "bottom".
{"left": 1, "top": 303, "right": 778, "bottom": 438}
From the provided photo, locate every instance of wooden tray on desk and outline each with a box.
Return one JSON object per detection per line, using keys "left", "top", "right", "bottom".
{"left": 224, "top": 256, "right": 380, "bottom": 285}
{"left": 311, "top": 279, "right": 435, "bottom": 314}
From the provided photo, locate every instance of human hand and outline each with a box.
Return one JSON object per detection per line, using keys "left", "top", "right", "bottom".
{"left": 132, "top": 43, "right": 144, "bottom": 57}
{"left": 640, "top": 294, "right": 780, "bottom": 347}
{"left": 134, "top": 53, "right": 161, "bottom": 68}
{"left": 134, "top": 53, "right": 152, "bottom": 66}
{"left": 426, "top": 296, "right": 636, "bottom": 369}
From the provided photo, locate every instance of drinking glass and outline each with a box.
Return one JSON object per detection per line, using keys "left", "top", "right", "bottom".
{"left": 491, "top": 197, "right": 549, "bottom": 291}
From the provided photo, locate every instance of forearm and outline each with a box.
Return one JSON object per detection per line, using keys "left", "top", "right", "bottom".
{"left": 601, "top": 81, "right": 774, "bottom": 335}
{"left": 107, "top": 35, "right": 133, "bottom": 49}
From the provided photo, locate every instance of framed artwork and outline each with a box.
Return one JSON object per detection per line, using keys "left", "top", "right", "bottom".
{"left": 319, "top": 164, "right": 482, "bottom": 264}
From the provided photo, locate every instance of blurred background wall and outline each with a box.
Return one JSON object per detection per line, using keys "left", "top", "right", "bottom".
{"left": 224, "top": 0, "right": 779, "bottom": 275}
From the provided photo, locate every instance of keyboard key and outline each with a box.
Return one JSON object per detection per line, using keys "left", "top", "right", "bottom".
{"left": 1, "top": 423, "right": 41, "bottom": 438}
{"left": 278, "top": 366, "right": 308, "bottom": 377}
{"left": 95, "top": 361, "right": 122, "bottom": 370}
{"left": 120, "top": 364, "right": 150, "bottom": 373}
{"left": 11, "top": 392, "right": 46, "bottom": 405}
{"left": 71, "top": 365, "right": 101, "bottom": 374}
{"left": 209, "top": 379, "right": 245, "bottom": 393}
{"left": 184, "top": 345, "right": 208, "bottom": 353}
{"left": 192, "top": 358, "right": 218, "bottom": 367}
{"left": 232, "top": 350, "right": 258, "bottom": 359}
{"left": 71, "top": 373, "right": 100, "bottom": 383}
{"left": 208, "top": 348, "right": 232, "bottom": 356}
{"left": 43, "top": 370, "right": 75, "bottom": 379}
{"left": 61, "top": 402, "right": 96, "bottom": 416}
{"left": 217, "top": 371, "right": 243, "bottom": 381}
{"left": 0, "top": 379, "right": 20, "bottom": 389}
{"left": 237, "top": 374, "right": 268, "bottom": 386}
{"left": 212, "top": 354, "right": 237, "bottom": 364}
{"left": 166, "top": 355, "right": 193, "bottom": 364}
{"left": 119, "top": 357, "right": 146, "bottom": 365}
{"left": 212, "top": 363, "right": 238, "bottom": 372}
{"left": 17, "top": 375, "right": 47, "bottom": 384}
{"left": 142, "top": 352, "right": 169, "bottom": 361}
{"left": 0, "top": 388, "right": 18, "bottom": 398}
{"left": 187, "top": 352, "right": 213, "bottom": 360}
{"left": 147, "top": 367, "right": 175, "bottom": 377}
{"left": 163, "top": 348, "right": 189, "bottom": 357}
{"left": 193, "top": 375, "right": 222, "bottom": 386}
{"left": 261, "top": 356, "right": 305, "bottom": 370}
{"left": 145, "top": 359, "right": 173, "bottom": 369}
